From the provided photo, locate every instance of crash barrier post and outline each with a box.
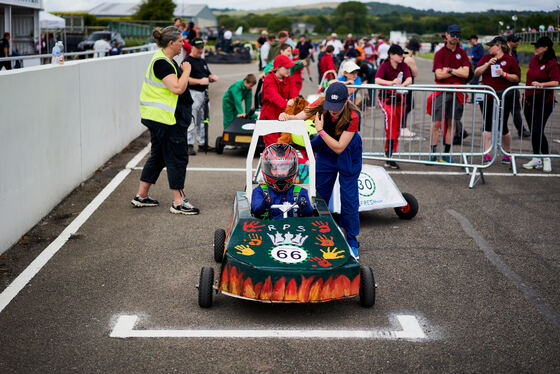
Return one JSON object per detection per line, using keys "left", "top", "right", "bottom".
{"left": 499, "top": 86, "right": 560, "bottom": 175}
{"left": 348, "top": 84, "right": 501, "bottom": 188}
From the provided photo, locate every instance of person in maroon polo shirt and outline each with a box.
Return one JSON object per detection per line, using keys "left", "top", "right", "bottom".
{"left": 429, "top": 24, "right": 470, "bottom": 163}
{"left": 474, "top": 36, "right": 520, "bottom": 164}
{"left": 260, "top": 54, "right": 298, "bottom": 147}
{"left": 375, "top": 44, "right": 413, "bottom": 169}
{"left": 521, "top": 36, "right": 560, "bottom": 173}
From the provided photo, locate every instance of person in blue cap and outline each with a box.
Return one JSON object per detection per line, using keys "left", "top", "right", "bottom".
{"left": 279, "top": 81, "right": 362, "bottom": 259}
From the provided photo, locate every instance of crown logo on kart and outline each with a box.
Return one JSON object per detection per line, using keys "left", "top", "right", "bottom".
{"left": 267, "top": 232, "right": 309, "bottom": 246}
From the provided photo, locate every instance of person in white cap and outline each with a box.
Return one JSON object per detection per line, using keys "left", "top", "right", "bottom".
{"left": 337, "top": 60, "right": 363, "bottom": 105}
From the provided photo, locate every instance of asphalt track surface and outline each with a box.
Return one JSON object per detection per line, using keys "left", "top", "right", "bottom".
{"left": 1, "top": 56, "right": 559, "bottom": 373}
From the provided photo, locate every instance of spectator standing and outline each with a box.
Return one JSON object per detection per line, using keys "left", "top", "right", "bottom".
{"left": 468, "top": 35, "right": 484, "bottom": 90}
{"left": 110, "top": 41, "right": 122, "bottom": 55}
{"left": 174, "top": 18, "right": 182, "bottom": 29}
{"left": 357, "top": 58, "right": 377, "bottom": 106}
{"left": 186, "top": 22, "right": 197, "bottom": 43}
{"left": 257, "top": 31, "right": 268, "bottom": 71}
{"left": 320, "top": 45, "right": 336, "bottom": 81}
{"left": 1, "top": 32, "right": 11, "bottom": 70}
{"left": 267, "top": 31, "right": 289, "bottom": 63}
{"left": 259, "top": 55, "right": 298, "bottom": 146}
{"left": 217, "top": 25, "right": 225, "bottom": 52}
{"left": 507, "top": 34, "right": 531, "bottom": 138}
{"left": 375, "top": 44, "right": 413, "bottom": 169}
{"left": 362, "top": 38, "right": 377, "bottom": 66}
{"left": 260, "top": 35, "right": 274, "bottom": 71}
{"left": 223, "top": 28, "right": 232, "bottom": 53}
{"left": 184, "top": 38, "right": 219, "bottom": 155}
{"left": 291, "top": 48, "right": 304, "bottom": 95}
{"left": 474, "top": 37, "right": 520, "bottom": 164}
{"left": 337, "top": 61, "right": 363, "bottom": 105}
{"left": 401, "top": 39, "right": 420, "bottom": 137}
{"left": 222, "top": 74, "right": 256, "bottom": 129}
{"left": 376, "top": 38, "right": 390, "bottom": 66}
{"left": 93, "top": 36, "right": 111, "bottom": 58}
{"left": 286, "top": 32, "right": 296, "bottom": 49}
{"left": 262, "top": 43, "right": 305, "bottom": 76}
{"left": 429, "top": 24, "right": 470, "bottom": 163}
{"left": 522, "top": 37, "right": 560, "bottom": 172}
{"left": 278, "top": 82, "right": 363, "bottom": 259}
{"left": 134, "top": 26, "right": 198, "bottom": 215}
{"left": 296, "top": 34, "right": 314, "bottom": 81}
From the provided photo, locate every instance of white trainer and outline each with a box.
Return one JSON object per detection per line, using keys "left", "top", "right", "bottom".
{"left": 400, "top": 128, "right": 416, "bottom": 137}
{"left": 543, "top": 158, "right": 552, "bottom": 172}
{"left": 522, "top": 158, "right": 543, "bottom": 170}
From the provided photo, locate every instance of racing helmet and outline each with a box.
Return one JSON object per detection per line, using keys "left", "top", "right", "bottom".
{"left": 261, "top": 143, "right": 299, "bottom": 192}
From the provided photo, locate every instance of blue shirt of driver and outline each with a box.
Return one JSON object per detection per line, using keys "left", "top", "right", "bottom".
{"left": 251, "top": 185, "right": 314, "bottom": 220}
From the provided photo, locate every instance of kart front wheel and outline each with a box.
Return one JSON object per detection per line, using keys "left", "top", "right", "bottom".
{"left": 214, "top": 229, "right": 226, "bottom": 263}
{"left": 198, "top": 266, "right": 214, "bottom": 308}
{"left": 359, "top": 266, "right": 375, "bottom": 308}
{"left": 215, "top": 136, "right": 224, "bottom": 154}
{"left": 394, "top": 192, "right": 418, "bottom": 220}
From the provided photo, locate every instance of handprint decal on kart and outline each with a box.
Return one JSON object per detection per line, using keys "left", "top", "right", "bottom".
{"left": 308, "top": 256, "right": 332, "bottom": 268}
{"left": 311, "top": 220, "right": 330, "bottom": 233}
{"left": 245, "top": 233, "right": 262, "bottom": 246}
{"left": 242, "top": 221, "right": 265, "bottom": 232}
{"left": 320, "top": 247, "right": 344, "bottom": 260}
{"left": 234, "top": 244, "right": 255, "bottom": 256}
{"left": 315, "top": 234, "right": 334, "bottom": 247}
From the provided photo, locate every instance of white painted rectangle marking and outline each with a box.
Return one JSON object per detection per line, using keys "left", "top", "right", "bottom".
{"left": 110, "top": 314, "right": 427, "bottom": 340}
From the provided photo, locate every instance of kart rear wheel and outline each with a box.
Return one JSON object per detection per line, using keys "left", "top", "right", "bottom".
{"left": 359, "top": 266, "right": 375, "bottom": 308}
{"left": 198, "top": 266, "right": 214, "bottom": 308}
{"left": 215, "top": 136, "right": 224, "bottom": 154}
{"left": 394, "top": 192, "right": 418, "bottom": 220}
{"left": 214, "top": 229, "right": 226, "bottom": 263}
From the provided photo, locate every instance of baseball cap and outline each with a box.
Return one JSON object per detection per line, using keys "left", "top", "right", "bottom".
{"left": 342, "top": 60, "right": 360, "bottom": 73}
{"left": 324, "top": 82, "right": 348, "bottom": 111}
{"left": 273, "top": 54, "right": 296, "bottom": 69}
{"left": 532, "top": 36, "right": 553, "bottom": 49}
{"left": 447, "top": 24, "right": 461, "bottom": 33}
{"left": 507, "top": 34, "right": 520, "bottom": 42}
{"left": 191, "top": 38, "right": 204, "bottom": 49}
{"left": 388, "top": 44, "right": 406, "bottom": 56}
{"left": 486, "top": 36, "right": 507, "bottom": 47}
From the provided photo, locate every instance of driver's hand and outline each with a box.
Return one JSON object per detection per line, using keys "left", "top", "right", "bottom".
{"left": 299, "top": 197, "right": 307, "bottom": 208}
{"left": 278, "top": 112, "right": 290, "bottom": 121}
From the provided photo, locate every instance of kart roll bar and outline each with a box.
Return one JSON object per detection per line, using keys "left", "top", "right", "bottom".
{"left": 246, "top": 120, "right": 316, "bottom": 204}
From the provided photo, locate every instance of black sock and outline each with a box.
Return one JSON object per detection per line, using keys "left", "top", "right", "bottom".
{"left": 431, "top": 145, "right": 437, "bottom": 153}
{"left": 444, "top": 144, "right": 451, "bottom": 153}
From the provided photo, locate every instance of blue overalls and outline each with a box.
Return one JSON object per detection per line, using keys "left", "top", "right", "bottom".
{"left": 251, "top": 185, "right": 314, "bottom": 220}
{"left": 311, "top": 110, "right": 362, "bottom": 248}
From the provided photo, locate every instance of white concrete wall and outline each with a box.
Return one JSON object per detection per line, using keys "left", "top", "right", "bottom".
{"left": 0, "top": 51, "right": 154, "bottom": 253}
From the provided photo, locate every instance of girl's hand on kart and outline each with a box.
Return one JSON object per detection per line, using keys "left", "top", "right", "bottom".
{"left": 314, "top": 113, "right": 324, "bottom": 132}
{"left": 278, "top": 112, "right": 290, "bottom": 121}
{"left": 287, "top": 98, "right": 295, "bottom": 107}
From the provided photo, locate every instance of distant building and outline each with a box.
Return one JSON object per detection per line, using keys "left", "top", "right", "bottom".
{"left": 1, "top": 0, "right": 42, "bottom": 55}
{"left": 89, "top": 2, "right": 217, "bottom": 30}
{"left": 292, "top": 23, "right": 315, "bottom": 35}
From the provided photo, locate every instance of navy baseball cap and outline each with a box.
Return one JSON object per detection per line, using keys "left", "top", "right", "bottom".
{"left": 447, "top": 24, "right": 461, "bottom": 33}
{"left": 507, "top": 34, "right": 520, "bottom": 42}
{"left": 324, "top": 82, "right": 348, "bottom": 111}
{"left": 532, "top": 36, "right": 553, "bottom": 49}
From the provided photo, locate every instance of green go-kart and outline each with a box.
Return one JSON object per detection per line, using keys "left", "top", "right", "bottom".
{"left": 198, "top": 121, "right": 376, "bottom": 308}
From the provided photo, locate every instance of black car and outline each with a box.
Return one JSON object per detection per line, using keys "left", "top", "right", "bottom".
{"left": 77, "top": 31, "right": 125, "bottom": 51}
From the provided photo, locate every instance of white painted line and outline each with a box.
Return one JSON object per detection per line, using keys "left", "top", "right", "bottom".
{"left": 131, "top": 166, "right": 560, "bottom": 178}
{"left": 0, "top": 144, "right": 151, "bottom": 314}
{"left": 110, "top": 314, "right": 427, "bottom": 340}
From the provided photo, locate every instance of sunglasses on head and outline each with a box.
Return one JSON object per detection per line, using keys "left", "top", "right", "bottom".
{"left": 449, "top": 32, "right": 461, "bottom": 38}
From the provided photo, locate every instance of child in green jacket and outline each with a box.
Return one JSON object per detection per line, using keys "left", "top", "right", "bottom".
{"left": 222, "top": 74, "right": 257, "bottom": 128}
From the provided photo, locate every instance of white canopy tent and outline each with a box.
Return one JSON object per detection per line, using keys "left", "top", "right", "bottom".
{"left": 39, "top": 12, "right": 66, "bottom": 29}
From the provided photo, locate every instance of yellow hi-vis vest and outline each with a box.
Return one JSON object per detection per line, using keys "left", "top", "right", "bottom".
{"left": 139, "top": 49, "right": 179, "bottom": 125}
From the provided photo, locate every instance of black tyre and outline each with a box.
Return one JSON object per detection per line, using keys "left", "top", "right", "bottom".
{"left": 214, "top": 229, "right": 226, "bottom": 263}
{"left": 215, "top": 136, "right": 224, "bottom": 154}
{"left": 198, "top": 266, "right": 214, "bottom": 308}
{"left": 394, "top": 192, "right": 418, "bottom": 220}
{"left": 359, "top": 266, "right": 375, "bottom": 308}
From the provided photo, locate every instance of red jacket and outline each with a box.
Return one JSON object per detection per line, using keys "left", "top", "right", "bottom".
{"left": 260, "top": 72, "right": 297, "bottom": 120}
{"left": 320, "top": 54, "right": 336, "bottom": 80}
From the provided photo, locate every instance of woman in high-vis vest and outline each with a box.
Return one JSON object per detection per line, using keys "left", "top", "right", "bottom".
{"left": 132, "top": 26, "right": 200, "bottom": 215}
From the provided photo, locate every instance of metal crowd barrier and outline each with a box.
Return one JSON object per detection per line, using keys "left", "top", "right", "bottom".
{"left": 499, "top": 86, "right": 560, "bottom": 175}
{"left": 0, "top": 43, "right": 157, "bottom": 69}
{"left": 349, "top": 84, "right": 501, "bottom": 188}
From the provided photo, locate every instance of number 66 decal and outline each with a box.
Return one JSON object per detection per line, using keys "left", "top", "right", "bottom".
{"left": 269, "top": 245, "right": 309, "bottom": 264}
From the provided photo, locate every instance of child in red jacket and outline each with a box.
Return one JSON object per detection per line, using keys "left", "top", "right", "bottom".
{"left": 260, "top": 54, "right": 299, "bottom": 146}
{"left": 291, "top": 48, "right": 304, "bottom": 95}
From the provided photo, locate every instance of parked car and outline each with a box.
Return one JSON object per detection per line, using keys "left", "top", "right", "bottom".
{"left": 77, "top": 31, "right": 125, "bottom": 51}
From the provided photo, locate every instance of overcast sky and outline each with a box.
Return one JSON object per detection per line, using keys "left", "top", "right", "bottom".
{"left": 43, "top": 0, "right": 558, "bottom": 13}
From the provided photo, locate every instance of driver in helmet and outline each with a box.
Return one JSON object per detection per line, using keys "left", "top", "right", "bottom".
{"left": 251, "top": 143, "right": 314, "bottom": 220}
